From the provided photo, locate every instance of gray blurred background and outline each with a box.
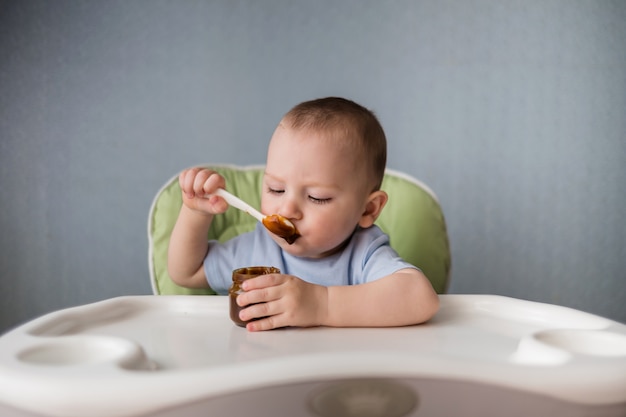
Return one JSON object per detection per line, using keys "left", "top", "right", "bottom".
{"left": 1, "top": 0, "right": 625, "bottom": 332}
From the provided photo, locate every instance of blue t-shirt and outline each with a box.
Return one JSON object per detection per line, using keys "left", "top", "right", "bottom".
{"left": 203, "top": 223, "right": 416, "bottom": 294}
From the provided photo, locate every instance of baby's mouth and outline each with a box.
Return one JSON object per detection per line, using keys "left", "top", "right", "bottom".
{"left": 262, "top": 215, "right": 300, "bottom": 244}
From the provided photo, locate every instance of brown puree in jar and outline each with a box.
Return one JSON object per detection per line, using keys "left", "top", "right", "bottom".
{"left": 229, "top": 266, "right": 281, "bottom": 327}
{"left": 262, "top": 215, "right": 300, "bottom": 244}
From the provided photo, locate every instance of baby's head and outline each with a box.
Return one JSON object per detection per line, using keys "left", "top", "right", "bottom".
{"left": 263, "top": 97, "right": 389, "bottom": 258}
{"left": 281, "top": 97, "right": 387, "bottom": 192}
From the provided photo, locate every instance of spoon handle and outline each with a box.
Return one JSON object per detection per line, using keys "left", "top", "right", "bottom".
{"left": 213, "top": 188, "right": 265, "bottom": 222}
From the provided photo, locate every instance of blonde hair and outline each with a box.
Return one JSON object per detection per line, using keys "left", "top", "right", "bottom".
{"left": 282, "top": 97, "right": 387, "bottom": 191}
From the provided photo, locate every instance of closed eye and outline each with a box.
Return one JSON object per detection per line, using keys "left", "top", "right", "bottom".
{"left": 267, "top": 187, "right": 284, "bottom": 195}
{"left": 309, "top": 196, "right": 331, "bottom": 204}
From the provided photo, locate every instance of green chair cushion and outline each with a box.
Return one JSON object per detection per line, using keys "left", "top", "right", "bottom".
{"left": 376, "top": 170, "right": 451, "bottom": 293}
{"left": 148, "top": 165, "right": 451, "bottom": 295}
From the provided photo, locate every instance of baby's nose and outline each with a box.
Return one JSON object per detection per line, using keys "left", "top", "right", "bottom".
{"left": 278, "top": 196, "right": 302, "bottom": 220}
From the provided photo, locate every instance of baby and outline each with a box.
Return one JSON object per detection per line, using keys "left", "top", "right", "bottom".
{"left": 168, "top": 97, "right": 439, "bottom": 331}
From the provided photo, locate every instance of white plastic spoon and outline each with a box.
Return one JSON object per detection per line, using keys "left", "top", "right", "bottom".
{"left": 212, "top": 188, "right": 300, "bottom": 244}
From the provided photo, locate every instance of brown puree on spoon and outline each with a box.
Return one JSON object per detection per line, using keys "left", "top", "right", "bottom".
{"left": 205, "top": 189, "right": 300, "bottom": 244}
{"left": 262, "top": 215, "right": 300, "bottom": 244}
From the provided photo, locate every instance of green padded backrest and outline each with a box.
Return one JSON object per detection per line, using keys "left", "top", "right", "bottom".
{"left": 148, "top": 165, "right": 451, "bottom": 295}
{"left": 376, "top": 170, "right": 451, "bottom": 293}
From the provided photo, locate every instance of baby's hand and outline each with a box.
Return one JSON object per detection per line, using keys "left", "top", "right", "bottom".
{"left": 178, "top": 168, "right": 229, "bottom": 215}
{"left": 236, "top": 273, "right": 329, "bottom": 331}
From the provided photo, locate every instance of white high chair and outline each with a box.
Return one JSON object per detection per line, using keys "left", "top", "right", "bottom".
{"left": 1, "top": 166, "right": 624, "bottom": 417}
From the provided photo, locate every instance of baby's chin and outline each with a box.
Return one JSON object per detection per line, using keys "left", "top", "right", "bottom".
{"left": 269, "top": 235, "right": 322, "bottom": 258}
{"left": 273, "top": 238, "right": 312, "bottom": 258}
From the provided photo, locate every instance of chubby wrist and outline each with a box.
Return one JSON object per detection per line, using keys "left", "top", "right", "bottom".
{"left": 316, "top": 284, "right": 331, "bottom": 326}
{"left": 322, "top": 285, "right": 344, "bottom": 327}
{"left": 181, "top": 203, "right": 214, "bottom": 222}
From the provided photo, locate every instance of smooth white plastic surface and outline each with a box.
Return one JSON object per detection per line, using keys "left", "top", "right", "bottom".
{"left": 0, "top": 295, "right": 624, "bottom": 417}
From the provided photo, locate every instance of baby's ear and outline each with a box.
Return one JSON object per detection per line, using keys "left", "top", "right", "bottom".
{"left": 358, "top": 190, "right": 388, "bottom": 228}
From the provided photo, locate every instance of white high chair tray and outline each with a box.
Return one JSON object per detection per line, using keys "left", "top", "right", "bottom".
{"left": 0, "top": 295, "right": 625, "bottom": 417}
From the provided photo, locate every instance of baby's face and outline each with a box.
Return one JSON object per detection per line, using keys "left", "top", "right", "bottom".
{"left": 262, "top": 125, "right": 372, "bottom": 258}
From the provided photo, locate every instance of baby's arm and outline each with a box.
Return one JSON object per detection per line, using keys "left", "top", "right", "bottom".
{"left": 167, "top": 168, "right": 229, "bottom": 288}
{"left": 324, "top": 268, "right": 439, "bottom": 327}
{"left": 236, "top": 268, "right": 439, "bottom": 331}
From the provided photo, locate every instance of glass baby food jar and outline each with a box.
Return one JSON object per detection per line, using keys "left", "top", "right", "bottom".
{"left": 229, "top": 266, "right": 280, "bottom": 327}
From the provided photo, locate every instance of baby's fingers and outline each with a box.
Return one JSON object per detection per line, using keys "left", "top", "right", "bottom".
{"left": 178, "top": 169, "right": 199, "bottom": 197}
{"left": 239, "top": 299, "right": 293, "bottom": 331}
{"left": 246, "top": 314, "right": 284, "bottom": 332}
{"left": 179, "top": 168, "right": 210, "bottom": 197}
{"left": 178, "top": 168, "right": 225, "bottom": 197}
{"left": 240, "top": 274, "right": 283, "bottom": 292}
